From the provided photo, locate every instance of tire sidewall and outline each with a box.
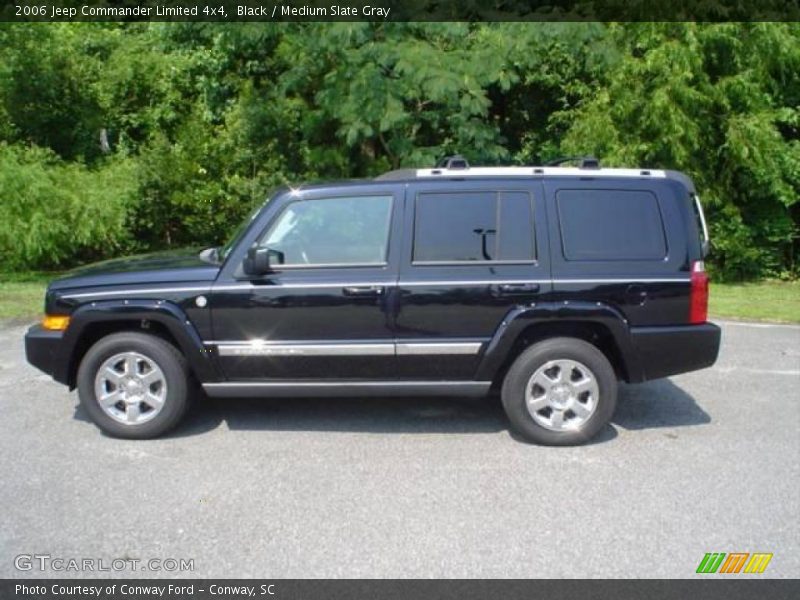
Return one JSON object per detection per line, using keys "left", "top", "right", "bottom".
{"left": 501, "top": 337, "right": 617, "bottom": 446}
{"left": 77, "top": 332, "right": 188, "bottom": 439}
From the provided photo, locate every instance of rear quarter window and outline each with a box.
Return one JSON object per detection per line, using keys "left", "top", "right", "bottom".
{"left": 556, "top": 189, "right": 667, "bottom": 261}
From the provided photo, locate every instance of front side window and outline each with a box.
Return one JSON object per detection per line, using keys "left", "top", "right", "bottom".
{"left": 413, "top": 191, "right": 535, "bottom": 263}
{"left": 259, "top": 195, "right": 393, "bottom": 267}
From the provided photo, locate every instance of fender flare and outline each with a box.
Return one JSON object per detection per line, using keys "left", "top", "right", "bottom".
{"left": 54, "top": 299, "right": 221, "bottom": 386}
{"left": 474, "top": 301, "right": 644, "bottom": 383}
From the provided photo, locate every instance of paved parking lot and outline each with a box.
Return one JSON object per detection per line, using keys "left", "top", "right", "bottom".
{"left": 0, "top": 320, "right": 797, "bottom": 578}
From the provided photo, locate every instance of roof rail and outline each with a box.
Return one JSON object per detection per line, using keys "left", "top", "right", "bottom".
{"left": 546, "top": 156, "right": 601, "bottom": 169}
{"left": 375, "top": 164, "right": 668, "bottom": 181}
{"left": 435, "top": 155, "right": 469, "bottom": 170}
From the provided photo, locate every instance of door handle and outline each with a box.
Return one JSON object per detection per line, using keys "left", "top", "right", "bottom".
{"left": 494, "top": 283, "right": 541, "bottom": 296}
{"left": 342, "top": 285, "right": 385, "bottom": 297}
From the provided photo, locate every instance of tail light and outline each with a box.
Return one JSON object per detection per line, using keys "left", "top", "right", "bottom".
{"left": 689, "top": 260, "right": 709, "bottom": 324}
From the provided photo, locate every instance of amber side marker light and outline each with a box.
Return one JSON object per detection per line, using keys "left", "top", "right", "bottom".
{"left": 42, "top": 315, "right": 70, "bottom": 331}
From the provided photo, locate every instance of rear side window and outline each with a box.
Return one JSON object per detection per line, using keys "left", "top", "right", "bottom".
{"left": 413, "top": 191, "right": 535, "bottom": 263}
{"left": 556, "top": 189, "right": 667, "bottom": 261}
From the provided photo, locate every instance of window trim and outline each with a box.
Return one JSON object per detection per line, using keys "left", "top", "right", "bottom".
{"left": 254, "top": 193, "right": 395, "bottom": 270}
{"left": 411, "top": 189, "right": 538, "bottom": 267}
{"left": 556, "top": 188, "right": 669, "bottom": 263}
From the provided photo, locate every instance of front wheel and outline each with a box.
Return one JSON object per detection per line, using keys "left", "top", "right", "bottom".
{"left": 501, "top": 337, "right": 617, "bottom": 446}
{"left": 77, "top": 332, "right": 190, "bottom": 439}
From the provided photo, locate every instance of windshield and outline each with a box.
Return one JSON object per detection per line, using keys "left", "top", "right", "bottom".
{"left": 219, "top": 202, "right": 267, "bottom": 261}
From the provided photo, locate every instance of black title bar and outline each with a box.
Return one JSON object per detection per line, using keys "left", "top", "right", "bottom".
{"left": 2, "top": 0, "right": 800, "bottom": 22}
{"left": 2, "top": 580, "right": 799, "bottom": 600}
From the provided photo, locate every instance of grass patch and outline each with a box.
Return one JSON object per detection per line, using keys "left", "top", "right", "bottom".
{"left": 710, "top": 280, "right": 800, "bottom": 324}
{"left": 0, "top": 272, "right": 53, "bottom": 321}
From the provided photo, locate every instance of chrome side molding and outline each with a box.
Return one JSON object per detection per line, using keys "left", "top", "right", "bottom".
{"left": 217, "top": 343, "right": 394, "bottom": 357}
{"left": 214, "top": 341, "right": 485, "bottom": 357}
{"left": 396, "top": 342, "right": 482, "bottom": 355}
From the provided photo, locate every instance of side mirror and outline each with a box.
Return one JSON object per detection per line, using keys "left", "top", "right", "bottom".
{"left": 243, "top": 247, "right": 283, "bottom": 276}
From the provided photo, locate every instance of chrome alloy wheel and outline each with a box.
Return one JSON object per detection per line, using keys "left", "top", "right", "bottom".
{"left": 93, "top": 352, "right": 168, "bottom": 425}
{"left": 525, "top": 359, "right": 599, "bottom": 431}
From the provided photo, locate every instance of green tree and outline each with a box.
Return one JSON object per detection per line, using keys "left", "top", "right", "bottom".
{"left": 0, "top": 22, "right": 797, "bottom": 280}
{"left": 558, "top": 23, "right": 800, "bottom": 279}
{"left": 0, "top": 24, "right": 107, "bottom": 161}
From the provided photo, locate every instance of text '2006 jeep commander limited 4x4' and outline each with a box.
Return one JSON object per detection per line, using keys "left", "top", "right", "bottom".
{"left": 25, "top": 157, "right": 721, "bottom": 445}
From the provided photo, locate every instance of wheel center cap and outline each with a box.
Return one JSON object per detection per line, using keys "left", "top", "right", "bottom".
{"left": 550, "top": 384, "right": 572, "bottom": 408}
{"left": 124, "top": 378, "right": 142, "bottom": 395}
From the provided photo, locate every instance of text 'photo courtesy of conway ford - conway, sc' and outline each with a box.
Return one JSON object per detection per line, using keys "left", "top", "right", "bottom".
{"left": 25, "top": 156, "right": 721, "bottom": 445}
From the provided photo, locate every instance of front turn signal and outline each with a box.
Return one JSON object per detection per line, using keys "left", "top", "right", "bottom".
{"left": 42, "top": 315, "right": 70, "bottom": 331}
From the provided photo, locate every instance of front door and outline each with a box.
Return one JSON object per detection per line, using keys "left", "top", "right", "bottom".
{"left": 395, "top": 180, "right": 551, "bottom": 380}
{"left": 211, "top": 184, "right": 403, "bottom": 380}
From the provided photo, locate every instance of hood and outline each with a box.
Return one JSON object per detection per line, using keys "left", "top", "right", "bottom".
{"left": 49, "top": 248, "right": 220, "bottom": 292}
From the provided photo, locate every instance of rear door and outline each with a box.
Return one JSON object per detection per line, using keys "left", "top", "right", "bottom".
{"left": 395, "top": 179, "right": 550, "bottom": 380}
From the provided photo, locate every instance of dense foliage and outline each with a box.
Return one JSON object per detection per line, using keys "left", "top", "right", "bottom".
{"left": 0, "top": 22, "right": 797, "bottom": 279}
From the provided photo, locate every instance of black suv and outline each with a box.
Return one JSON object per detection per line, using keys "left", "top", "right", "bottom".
{"left": 25, "top": 159, "right": 721, "bottom": 445}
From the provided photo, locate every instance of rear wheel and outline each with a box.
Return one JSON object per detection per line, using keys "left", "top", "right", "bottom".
{"left": 77, "top": 332, "right": 190, "bottom": 439}
{"left": 501, "top": 337, "right": 617, "bottom": 445}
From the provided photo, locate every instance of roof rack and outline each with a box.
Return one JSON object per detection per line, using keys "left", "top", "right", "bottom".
{"left": 435, "top": 155, "right": 470, "bottom": 170}
{"left": 375, "top": 155, "right": 667, "bottom": 181}
{"left": 546, "top": 156, "right": 601, "bottom": 169}
{"left": 377, "top": 167, "right": 666, "bottom": 181}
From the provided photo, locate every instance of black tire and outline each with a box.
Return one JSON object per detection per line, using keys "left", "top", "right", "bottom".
{"left": 77, "top": 332, "right": 190, "bottom": 439}
{"left": 501, "top": 337, "right": 617, "bottom": 446}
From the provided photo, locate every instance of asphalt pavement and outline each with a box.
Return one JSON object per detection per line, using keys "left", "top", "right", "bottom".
{"left": 0, "top": 320, "right": 797, "bottom": 578}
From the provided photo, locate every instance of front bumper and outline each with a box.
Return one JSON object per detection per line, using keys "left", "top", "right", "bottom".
{"left": 630, "top": 322, "right": 721, "bottom": 381}
{"left": 25, "top": 324, "right": 64, "bottom": 379}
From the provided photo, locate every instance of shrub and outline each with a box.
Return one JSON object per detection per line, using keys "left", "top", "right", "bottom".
{"left": 0, "top": 143, "right": 136, "bottom": 270}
